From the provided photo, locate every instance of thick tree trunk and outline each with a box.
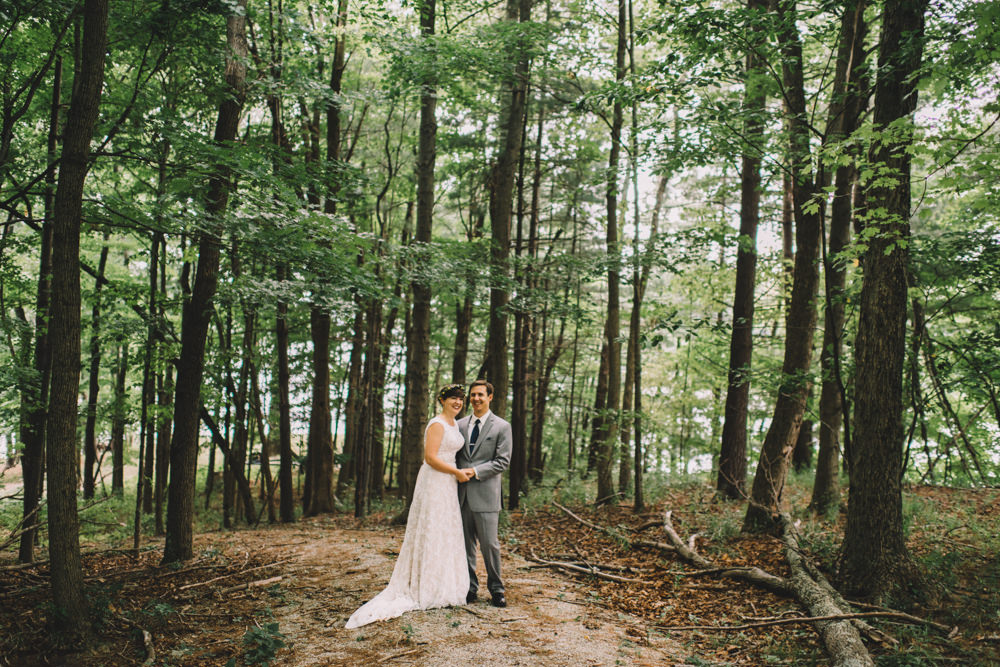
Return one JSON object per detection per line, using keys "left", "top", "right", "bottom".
{"left": 45, "top": 0, "right": 108, "bottom": 637}
{"left": 717, "top": 0, "right": 767, "bottom": 500}
{"left": 744, "top": 0, "right": 822, "bottom": 533}
{"left": 838, "top": 0, "right": 927, "bottom": 598}
{"left": 164, "top": 4, "right": 248, "bottom": 562}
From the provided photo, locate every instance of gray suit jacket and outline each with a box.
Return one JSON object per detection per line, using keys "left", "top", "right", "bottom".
{"left": 456, "top": 411, "right": 512, "bottom": 512}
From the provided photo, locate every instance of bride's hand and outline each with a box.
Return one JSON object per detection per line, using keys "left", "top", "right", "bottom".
{"left": 454, "top": 469, "right": 472, "bottom": 483}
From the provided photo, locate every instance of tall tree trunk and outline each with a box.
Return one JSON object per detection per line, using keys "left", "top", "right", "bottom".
{"left": 336, "top": 309, "right": 364, "bottom": 497}
{"left": 82, "top": 237, "right": 109, "bottom": 499}
{"left": 141, "top": 234, "right": 160, "bottom": 514}
{"left": 397, "top": 0, "right": 438, "bottom": 521}
{"left": 510, "top": 110, "right": 530, "bottom": 507}
{"left": 595, "top": 0, "right": 627, "bottom": 506}
{"left": 717, "top": 0, "right": 767, "bottom": 500}
{"left": 744, "top": 0, "right": 822, "bottom": 533}
{"left": 45, "top": 0, "right": 108, "bottom": 636}
{"left": 164, "top": 3, "right": 248, "bottom": 563}
{"left": 485, "top": 0, "right": 532, "bottom": 420}
{"left": 275, "top": 264, "right": 295, "bottom": 522}
{"left": 811, "top": 0, "right": 867, "bottom": 515}
{"left": 838, "top": 0, "right": 927, "bottom": 598}
{"left": 110, "top": 340, "right": 128, "bottom": 494}
{"left": 305, "top": 0, "right": 349, "bottom": 517}
{"left": 18, "top": 55, "right": 61, "bottom": 564}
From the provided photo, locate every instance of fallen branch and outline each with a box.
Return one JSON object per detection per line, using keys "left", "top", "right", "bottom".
{"left": 528, "top": 550, "right": 650, "bottom": 584}
{"left": 219, "top": 575, "right": 282, "bottom": 595}
{"left": 661, "top": 511, "right": 791, "bottom": 596}
{"left": 654, "top": 611, "right": 952, "bottom": 633}
{"left": 178, "top": 559, "right": 292, "bottom": 591}
{"left": 114, "top": 611, "right": 154, "bottom": 666}
{"left": 554, "top": 501, "right": 675, "bottom": 555}
{"left": 378, "top": 647, "right": 423, "bottom": 663}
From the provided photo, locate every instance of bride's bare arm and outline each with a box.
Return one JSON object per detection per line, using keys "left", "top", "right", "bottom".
{"left": 424, "top": 423, "right": 472, "bottom": 482}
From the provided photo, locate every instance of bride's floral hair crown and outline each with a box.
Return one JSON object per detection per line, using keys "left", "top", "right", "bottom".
{"left": 437, "top": 383, "right": 465, "bottom": 402}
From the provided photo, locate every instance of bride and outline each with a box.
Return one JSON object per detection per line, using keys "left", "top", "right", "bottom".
{"left": 345, "top": 384, "right": 472, "bottom": 629}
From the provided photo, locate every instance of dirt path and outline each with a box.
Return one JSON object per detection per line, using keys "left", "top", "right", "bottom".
{"left": 213, "top": 517, "right": 687, "bottom": 666}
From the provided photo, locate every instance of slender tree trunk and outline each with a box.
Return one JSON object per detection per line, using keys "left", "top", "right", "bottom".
{"left": 485, "top": 0, "right": 532, "bottom": 420}
{"left": 305, "top": 0, "right": 349, "bottom": 516}
{"left": 275, "top": 264, "right": 295, "bottom": 522}
{"left": 744, "top": 0, "right": 823, "bottom": 533}
{"left": 82, "top": 238, "right": 109, "bottom": 499}
{"left": 141, "top": 233, "right": 159, "bottom": 514}
{"left": 337, "top": 309, "right": 364, "bottom": 497}
{"left": 110, "top": 341, "right": 128, "bottom": 494}
{"left": 717, "top": 0, "right": 767, "bottom": 500}
{"left": 18, "top": 56, "right": 61, "bottom": 564}
{"left": 595, "top": 0, "right": 627, "bottom": 506}
{"left": 397, "top": 0, "right": 438, "bottom": 521}
{"left": 164, "top": 3, "right": 248, "bottom": 562}
{"left": 812, "top": 0, "right": 867, "bottom": 514}
{"left": 838, "top": 0, "right": 927, "bottom": 597}
{"left": 45, "top": 0, "right": 108, "bottom": 636}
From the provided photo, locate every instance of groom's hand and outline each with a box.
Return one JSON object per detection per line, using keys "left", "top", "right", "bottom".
{"left": 461, "top": 468, "right": 476, "bottom": 481}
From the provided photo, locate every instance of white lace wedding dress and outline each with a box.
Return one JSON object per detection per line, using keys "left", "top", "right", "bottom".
{"left": 345, "top": 416, "right": 470, "bottom": 629}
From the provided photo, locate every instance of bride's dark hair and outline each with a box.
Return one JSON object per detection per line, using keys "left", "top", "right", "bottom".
{"left": 437, "top": 383, "right": 465, "bottom": 403}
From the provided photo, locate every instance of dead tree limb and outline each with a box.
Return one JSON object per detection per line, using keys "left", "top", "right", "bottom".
{"left": 780, "top": 514, "right": 876, "bottom": 665}
{"left": 662, "top": 510, "right": 792, "bottom": 596}
{"left": 527, "top": 550, "right": 650, "bottom": 584}
{"left": 654, "top": 610, "right": 952, "bottom": 633}
{"left": 553, "top": 500, "right": 676, "bottom": 554}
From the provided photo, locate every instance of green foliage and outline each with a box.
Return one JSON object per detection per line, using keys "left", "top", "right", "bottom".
{"left": 238, "top": 622, "right": 286, "bottom": 667}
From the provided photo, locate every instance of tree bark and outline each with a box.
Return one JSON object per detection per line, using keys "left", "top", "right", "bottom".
{"left": 397, "top": 0, "right": 438, "bottom": 521}
{"left": 82, "top": 238, "right": 109, "bottom": 499}
{"left": 18, "top": 55, "right": 61, "bottom": 564}
{"left": 305, "top": 0, "right": 349, "bottom": 517}
{"left": 743, "top": 0, "right": 823, "bottom": 533}
{"left": 811, "top": 0, "right": 867, "bottom": 515}
{"left": 838, "top": 0, "right": 927, "bottom": 598}
{"left": 275, "top": 264, "right": 295, "bottom": 523}
{"left": 164, "top": 3, "right": 248, "bottom": 563}
{"left": 595, "top": 0, "right": 627, "bottom": 506}
{"left": 45, "top": 0, "right": 109, "bottom": 637}
{"left": 110, "top": 341, "right": 129, "bottom": 494}
{"left": 717, "top": 0, "right": 767, "bottom": 500}
{"left": 485, "top": 0, "right": 533, "bottom": 420}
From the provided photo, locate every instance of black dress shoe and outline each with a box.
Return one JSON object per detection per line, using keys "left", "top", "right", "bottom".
{"left": 466, "top": 591, "right": 477, "bottom": 604}
{"left": 490, "top": 592, "right": 507, "bottom": 608}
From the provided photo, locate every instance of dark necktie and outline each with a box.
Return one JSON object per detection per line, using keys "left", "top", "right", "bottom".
{"left": 469, "top": 419, "right": 481, "bottom": 454}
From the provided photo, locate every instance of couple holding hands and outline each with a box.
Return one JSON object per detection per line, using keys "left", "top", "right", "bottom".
{"left": 345, "top": 380, "right": 512, "bottom": 629}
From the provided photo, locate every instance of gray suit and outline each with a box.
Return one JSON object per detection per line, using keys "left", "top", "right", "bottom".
{"left": 457, "top": 411, "right": 511, "bottom": 596}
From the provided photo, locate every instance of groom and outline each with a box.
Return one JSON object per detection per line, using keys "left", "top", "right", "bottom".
{"left": 457, "top": 379, "right": 512, "bottom": 608}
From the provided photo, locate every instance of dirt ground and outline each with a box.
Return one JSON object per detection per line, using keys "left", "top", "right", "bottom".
{"left": 0, "top": 515, "right": 690, "bottom": 666}
{"left": 4, "top": 481, "right": 998, "bottom": 666}
{"left": 253, "top": 517, "right": 686, "bottom": 666}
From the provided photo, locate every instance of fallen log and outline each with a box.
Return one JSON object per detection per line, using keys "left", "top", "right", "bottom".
{"left": 780, "top": 514, "right": 875, "bottom": 666}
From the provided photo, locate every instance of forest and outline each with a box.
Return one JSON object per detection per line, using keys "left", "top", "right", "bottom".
{"left": 1, "top": 0, "right": 999, "bottom": 664}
